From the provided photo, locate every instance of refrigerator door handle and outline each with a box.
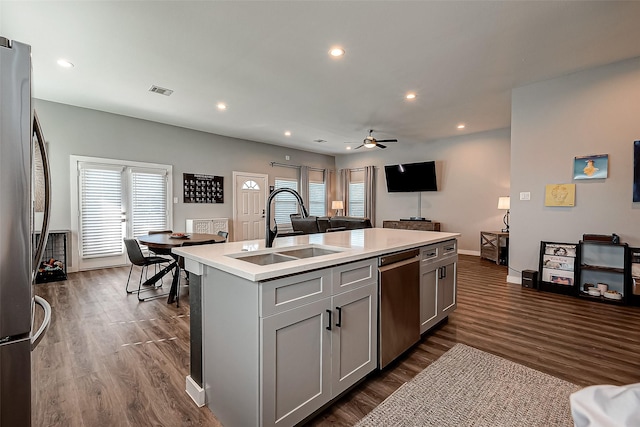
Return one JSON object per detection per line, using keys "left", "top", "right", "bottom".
{"left": 32, "top": 111, "right": 52, "bottom": 282}
{"left": 31, "top": 295, "right": 51, "bottom": 350}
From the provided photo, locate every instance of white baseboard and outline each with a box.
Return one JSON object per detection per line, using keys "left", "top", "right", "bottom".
{"left": 458, "top": 249, "right": 480, "bottom": 256}
{"left": 507, "top": 274, "right": 521, "bottom": 285}
{"left": 186, "top": 375, "right": 205, "bottom": 407}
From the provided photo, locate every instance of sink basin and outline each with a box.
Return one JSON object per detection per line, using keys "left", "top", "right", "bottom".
{"left": 234, "top": 252, "right": 297, "bottom": 266}
{"left": 229, "top": 244, "right": 345, "bottom": 266}
{"left": 277, "top": 247, "right": 342, "bottom": 259}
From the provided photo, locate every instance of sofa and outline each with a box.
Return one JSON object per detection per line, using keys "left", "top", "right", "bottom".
{"left": 290, "top": 215, "right": 372, "bottom": 235}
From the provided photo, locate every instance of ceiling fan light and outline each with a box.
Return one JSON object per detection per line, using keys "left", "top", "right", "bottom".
{"left": 364, "top": 142, "right": 376, "bottom": 148}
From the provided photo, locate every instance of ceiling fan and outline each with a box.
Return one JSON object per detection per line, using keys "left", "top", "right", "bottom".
{"left": 345, "top": 129, "right": 398, "bottom": 149}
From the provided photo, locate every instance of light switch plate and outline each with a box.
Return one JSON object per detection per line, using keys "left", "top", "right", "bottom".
{"left": 520, "top": 192, "right": 531, "bottom": 201}
{"left": 173, "top": 197, "right": 178, "bottom": 204}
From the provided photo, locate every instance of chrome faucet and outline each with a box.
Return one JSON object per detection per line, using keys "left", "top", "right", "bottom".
{"left": 265, "top": 188, "right": 308, "bottom": 248}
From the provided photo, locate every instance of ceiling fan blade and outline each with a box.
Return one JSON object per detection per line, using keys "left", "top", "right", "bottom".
{"left": 375, "top": 139, "right": 397, "bottom": 143}
{"left": 376, "top": 143, "right": 387, "bottom": 149}
{"left": 353, "top": 144, "right": 365, "bottom": 150}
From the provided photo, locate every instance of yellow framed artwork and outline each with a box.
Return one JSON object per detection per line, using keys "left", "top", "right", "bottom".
{"left": 545, "top": 184, "right": 576, "bottom": 207}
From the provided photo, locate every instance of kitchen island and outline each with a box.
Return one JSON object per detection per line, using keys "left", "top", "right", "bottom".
{"left": 174, "top": 228, "right": 459, "bottom": 427}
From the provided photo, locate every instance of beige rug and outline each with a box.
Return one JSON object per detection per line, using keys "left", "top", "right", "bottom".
{"left": 355, "top": 344, "right": 580, "bottom": 427}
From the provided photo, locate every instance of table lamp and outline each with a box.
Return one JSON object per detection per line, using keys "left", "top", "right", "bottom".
{"left": 498, "top": 196, "right": 510, "bottom": 232}
{"left": 331, "top": 200, "right": 344, "bottom": 216}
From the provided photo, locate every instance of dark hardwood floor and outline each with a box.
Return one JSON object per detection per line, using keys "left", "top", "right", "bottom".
{"left": 33, "top": 255, "right": 640, "bottom": 426}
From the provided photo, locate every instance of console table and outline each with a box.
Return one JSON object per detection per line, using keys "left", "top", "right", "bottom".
{"left": 480, "top": 231, "right": 509, "bottom": 265}
{"left": 383, "top": 220, "right": 441, "bottom": 232}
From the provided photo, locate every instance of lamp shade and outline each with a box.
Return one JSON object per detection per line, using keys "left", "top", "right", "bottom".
{"left": 498, "top": 196, "right": 510, "bottom": 210}
{"left": 331, "top": 200, "right": 344, "bottom": 210}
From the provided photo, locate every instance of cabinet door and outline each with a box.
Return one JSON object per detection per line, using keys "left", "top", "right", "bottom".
{"left": 331, "top": 283, "right": 378, "bottom": 397}
{"left": 261, "top": 298, "right": 332, "bottom": 427}
{"left": 420, "top": 266, "right": 438, "bottom": 334}
{"left": 438, "top": 261, "right": 457, "bottom": 318}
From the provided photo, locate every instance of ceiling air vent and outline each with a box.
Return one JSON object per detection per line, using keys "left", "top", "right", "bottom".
{"left": 148, "top": 85, "right": 173, "bottom": 96}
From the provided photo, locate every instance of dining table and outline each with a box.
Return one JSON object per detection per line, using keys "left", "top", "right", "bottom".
{"left": 137, "top": 233, "right": 225, "bottom": 306}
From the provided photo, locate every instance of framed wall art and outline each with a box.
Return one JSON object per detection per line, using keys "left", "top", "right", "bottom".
{"left": 544, "top": 183, "right": 575, "bottom": 207}
{"left": 183, "top": 173, "right": 223, "bottom": 203}
{"left": 573, "top": 154, "right": 608, "bottom": 180}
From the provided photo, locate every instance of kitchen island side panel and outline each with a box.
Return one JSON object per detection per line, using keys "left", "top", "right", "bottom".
{"left": 203, "top": 266, "right": 260, "bottom": 427}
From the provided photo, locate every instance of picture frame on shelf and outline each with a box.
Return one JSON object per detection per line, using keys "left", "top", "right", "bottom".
{"left": 538, "top": 241, "right": 578, "bottom": 296}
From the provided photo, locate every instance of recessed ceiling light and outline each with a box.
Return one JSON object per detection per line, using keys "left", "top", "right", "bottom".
{"left": 346, "top": 146, "right": 352, "bottom": 150}
{"left": 457, "top": 124, "right": 465, "bottom": 129}
{"left": 405, "top": 93, "right": 417, "bottom": 100}
{"left": 284, "top": 131, "right": 291, "bottom": 136}
{"left": 329, "top": 47, "right": 345, "bottom": 57}
{"left": 57, "top": 59, "right": 74, "bottom": 68}
{"left": 217, "top": 103, "right": 227, "bottom": 110}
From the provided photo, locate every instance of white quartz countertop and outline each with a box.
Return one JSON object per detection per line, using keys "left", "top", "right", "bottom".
{"left": 173, "top": 228, "right": 460, "bottom": 282}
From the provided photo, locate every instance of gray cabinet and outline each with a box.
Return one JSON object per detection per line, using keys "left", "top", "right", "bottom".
{"left": 419, "top": 240, "right": 458, "bottom": 334}
{"left": 260, "top": 259, "right": 377, "bottom": 427}
{"left": 261, "top": 298, "right": 332, "bottom": 427}
{"left": 330, "top": 283, "right": 377, "bottom": 397}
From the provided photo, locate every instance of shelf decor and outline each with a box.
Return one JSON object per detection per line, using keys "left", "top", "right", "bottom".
{"left": 538, "top": 241, "right": 578, "bottom": 295}
{"left": 573, "top": 154, "right": 608, "bottom": 180}
{"left": 544, "top": 184, "right": 575, "bottom": 207}
{"left": 183, "top": 173, "right": 223, "bottom": 204}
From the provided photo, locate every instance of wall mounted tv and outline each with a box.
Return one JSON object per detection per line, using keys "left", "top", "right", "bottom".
{"left": 384, "top": 161, "right": 437, "bottom": 192}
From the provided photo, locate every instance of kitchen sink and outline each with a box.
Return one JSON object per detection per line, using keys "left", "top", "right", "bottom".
{"left": 229, "top": 244, "right": 344, "bottom": 266}
{"left": 276, "top": 247, "right": 342, "bottom": 259}
{"left": 234, "top": 252, "right": 298, "bottom": 266}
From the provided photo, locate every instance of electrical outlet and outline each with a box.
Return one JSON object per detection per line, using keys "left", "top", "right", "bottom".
{"left": 173, "top": 197, "right": 178, "bottom": 204}
{"left": 520, "top": 192, "right": 531, "bottom": 201}
{"left": 285, "top": 155, "right": 290, "bottom": 161}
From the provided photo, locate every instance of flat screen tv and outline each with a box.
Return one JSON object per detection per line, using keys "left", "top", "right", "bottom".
{"left": 384, "top": 161, "right": 437, "bottom": 192}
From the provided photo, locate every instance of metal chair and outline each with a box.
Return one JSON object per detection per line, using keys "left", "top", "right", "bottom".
{"left": 217, "top": 230, "right": 229, "bottom": 242}
{"left": 124, "top": 238, "right": 173, "bottom": 300}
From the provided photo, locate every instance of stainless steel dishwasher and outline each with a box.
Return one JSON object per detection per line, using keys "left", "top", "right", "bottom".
{"left": 378, "top": 248, "right": 420, "bottom": 368}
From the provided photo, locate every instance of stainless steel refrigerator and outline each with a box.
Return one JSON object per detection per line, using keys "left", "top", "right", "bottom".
{"left": 0, "top": 36, "right": 52, "bottom": 426}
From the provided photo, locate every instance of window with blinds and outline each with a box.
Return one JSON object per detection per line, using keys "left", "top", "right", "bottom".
{"left": 274, "top": 179, "right": 298, "bottom": 226}
{"left": 308, "top": 181, "right": 326, "bottom": 217}
{"left": 78, "top": 161, "right": 170, "bottom": 260}
{"left": 131, "top": 169, "right": 168, "bottom": 238}
{"left": 79, "top": 165, "right": 124, "bottom": 258}
{"left": 348, "top": 182, "right": 365, "bottom": 217}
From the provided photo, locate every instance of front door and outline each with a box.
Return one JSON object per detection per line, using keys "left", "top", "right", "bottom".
{"left": 233, "top": 172, "right": 267, "bottom": 241}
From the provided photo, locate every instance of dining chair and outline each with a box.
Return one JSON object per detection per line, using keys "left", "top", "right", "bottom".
{"left": 124, "top": 238, "right": 172, "bottom": 300}
{"left": 217, "top": 230, "right": 229, "bottom": 242}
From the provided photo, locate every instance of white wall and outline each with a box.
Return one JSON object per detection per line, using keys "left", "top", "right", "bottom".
{"left": 35, "top": 99, "right": 335, "bottom": 237}
{"left": 510, "top": 57, "right": 640, "bottom": 281}
{"left": 335, "top": 128, "right": 511, "bottom": 253}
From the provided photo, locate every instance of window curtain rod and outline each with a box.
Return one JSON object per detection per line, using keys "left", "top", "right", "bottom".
{"left": 270, "top": 162, "right": 330, "bottom": 172}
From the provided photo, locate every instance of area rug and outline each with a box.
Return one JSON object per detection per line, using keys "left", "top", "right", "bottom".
{"left": 355, "top": 344, "right": 580, "bottom": 427}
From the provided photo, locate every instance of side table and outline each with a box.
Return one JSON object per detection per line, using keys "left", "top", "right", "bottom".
{"left": 480, "top": 231, "right": 509, "bottom": 265}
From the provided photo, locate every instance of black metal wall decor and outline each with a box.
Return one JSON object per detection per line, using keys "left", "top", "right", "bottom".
{"left": 183, "top": 173, "right": 223, "bottom": 203}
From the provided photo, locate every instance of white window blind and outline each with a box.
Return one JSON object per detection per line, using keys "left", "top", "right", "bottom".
{"left": 274, "top": 179, "right": 298, "bottom": 226}
{"left": 308, "top": 181, "right": 326, "bottom": 217}
{"left": 348, "top": 182, "right": 365, "bottom": 217}
{"left": 79, "top": 164, "right": 124, "bottom": 258}
{"left": 131, "top": 169, "right": 168, "bottom": 238}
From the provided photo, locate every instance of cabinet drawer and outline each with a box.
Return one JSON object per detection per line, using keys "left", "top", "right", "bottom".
{"left": 260, "top": 270, "right": 332, "bottom": 317}
{"left": 441, "top": 239, "right": 457, "bottom": 258}
{"left": 421, "top": 243, "right": 439, "bottom": 266}
{"left": 332, "top": 259, "right": 377, "bottom": 294}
